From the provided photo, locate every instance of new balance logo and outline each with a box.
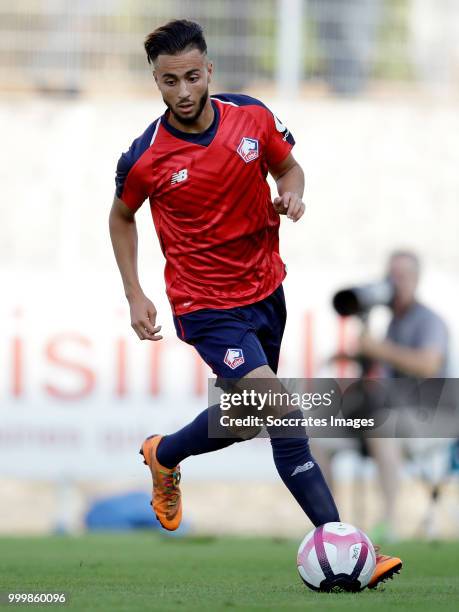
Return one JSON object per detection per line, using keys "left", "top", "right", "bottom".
{"left": 291, "top": 461, "right": 314, "bottom": 476}
{"left": 171, "top": 169, "right": 188, "bottom": 184}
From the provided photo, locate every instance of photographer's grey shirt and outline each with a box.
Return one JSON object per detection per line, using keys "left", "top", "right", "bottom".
{"left": 385, "top": 301, "right": 449, "bottom": 378}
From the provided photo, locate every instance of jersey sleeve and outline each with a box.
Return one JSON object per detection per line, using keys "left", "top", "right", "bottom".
{"left": 114, "top": 119, "right": 159, "bottom": 211}
{"left": 263, "top": 108, "right": 295, "bottom": 167}
{"left": 115, "top": 151, "right": 148, "bottom": 211}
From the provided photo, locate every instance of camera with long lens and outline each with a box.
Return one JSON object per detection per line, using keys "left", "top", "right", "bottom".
{"left": 332, "top": 279, "right": 394, "bottom": 317}
{"left": 331, "top": 280, "right": 395, "bottom": 405}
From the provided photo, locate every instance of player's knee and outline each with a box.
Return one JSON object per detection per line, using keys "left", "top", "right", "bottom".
{"left": 226, "top": 423, "right": 263, "bottom": 441}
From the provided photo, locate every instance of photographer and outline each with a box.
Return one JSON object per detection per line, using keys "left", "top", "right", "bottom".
{"left": 315, "top": 250, "right": 450, "bottom": 541}
{"left": 358, "top": 250, "right": 449, "bottom": 380}
{"left": 356, "top": 250, "right": 449, "bottom": 540}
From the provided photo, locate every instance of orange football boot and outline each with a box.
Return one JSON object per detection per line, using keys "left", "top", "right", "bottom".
{"left": 368, "top": 545, "right": 402, "bottom": 589}
{"left": 139, "top": 435, "right": 182, "bottom": 531}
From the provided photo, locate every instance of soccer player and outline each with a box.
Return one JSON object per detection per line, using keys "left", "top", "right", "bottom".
{"left": 109, "top": 19, "right": 401, "bottom": 588}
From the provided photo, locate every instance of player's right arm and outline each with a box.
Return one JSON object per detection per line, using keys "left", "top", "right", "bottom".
{"left": 109, "top": 196, "right": 162, "bottom": 341}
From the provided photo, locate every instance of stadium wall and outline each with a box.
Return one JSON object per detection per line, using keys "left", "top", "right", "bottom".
{"left": 1, "top": 95, "right": 458, "bottom": 534}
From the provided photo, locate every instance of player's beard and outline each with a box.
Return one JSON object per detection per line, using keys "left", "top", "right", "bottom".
{"left": 168, "top": 89, "right": 209, "bottom": 126}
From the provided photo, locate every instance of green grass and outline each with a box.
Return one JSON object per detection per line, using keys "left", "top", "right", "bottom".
{"left": 0, "top": 535, "right": 458, "bottom": 611}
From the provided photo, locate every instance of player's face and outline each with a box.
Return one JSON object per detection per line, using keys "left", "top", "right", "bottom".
{"left": 387, "top": 255, "right": 419, "bottom": 309}
{"left": 153, "top": 48, "right": 213, "bottom": 125}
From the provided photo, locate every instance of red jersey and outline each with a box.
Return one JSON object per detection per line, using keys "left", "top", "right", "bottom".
{"left": 115, "top": 94, "right": 295, "bottom": 315}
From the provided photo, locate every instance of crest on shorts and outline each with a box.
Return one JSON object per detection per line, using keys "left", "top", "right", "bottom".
{"left": 224, "top": 348, "right": 245, "bottom": 370}
{"left": 237, "top": 137, "right": 259, "bottom": 163}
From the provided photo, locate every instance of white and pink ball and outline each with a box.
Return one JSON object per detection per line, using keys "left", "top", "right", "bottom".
{"left": 297, "top": 522, "right": 376, "bottom": 592}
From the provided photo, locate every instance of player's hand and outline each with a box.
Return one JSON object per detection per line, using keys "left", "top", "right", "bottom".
{"left": 128, "top": 293, "right": 163, "bottom": 341}
{"left": 272, "top": 192, "right": 305, "bottom": 222}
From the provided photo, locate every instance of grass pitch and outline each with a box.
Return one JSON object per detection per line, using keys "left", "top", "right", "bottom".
{"left": 0, "top": 535, "right": 458, "bottom": 611}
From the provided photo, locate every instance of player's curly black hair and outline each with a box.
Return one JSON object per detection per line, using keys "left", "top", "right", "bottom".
{"left": 144, "top": 19, "right": 207, "bottom": 64}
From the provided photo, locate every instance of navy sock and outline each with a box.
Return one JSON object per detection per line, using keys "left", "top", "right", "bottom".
{"left": 157, "top": 406, "right": 340, "bottom": 527}
{"left": 156, "top": 404, "right": 243, "bottom": 468}
{"left": 268, "top": 411, "right": 340, "bottom": 527}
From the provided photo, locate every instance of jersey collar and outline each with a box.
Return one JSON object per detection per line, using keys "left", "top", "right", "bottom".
{"left": 161, "top": 100, "right": 220, "bottom": 147}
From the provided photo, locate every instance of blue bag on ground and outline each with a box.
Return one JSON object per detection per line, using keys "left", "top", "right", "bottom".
{"left": 85, "top": 491, "right": 189, "bottom": 534}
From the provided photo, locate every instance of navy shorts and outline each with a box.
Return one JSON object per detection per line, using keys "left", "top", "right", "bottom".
{"left": 173, "top": 284, "right": 287, "bottom": 378}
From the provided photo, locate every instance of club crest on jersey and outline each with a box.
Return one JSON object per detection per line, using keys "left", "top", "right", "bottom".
{"left": 224, "top": 348, "right": 245, "bottom": 370}
{"left": 171, "top": 168, "right": 188, "bottom": 185}
{"left": 237, "top": 137, "right": 259, "bottom": 163}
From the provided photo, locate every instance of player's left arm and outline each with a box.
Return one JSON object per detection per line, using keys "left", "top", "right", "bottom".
{"left": 269, "top": 153, "right": 305, "bottom": 222}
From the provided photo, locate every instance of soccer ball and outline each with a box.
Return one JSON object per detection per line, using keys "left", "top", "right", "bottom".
{"left": 297, "top": 522, "right": 376, "bottom": 592}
